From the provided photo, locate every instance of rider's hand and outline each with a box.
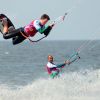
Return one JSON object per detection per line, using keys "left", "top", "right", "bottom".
{"left": 65, "top": 60, "right": 70, "bottom": 65}
{"left": 49, "top": 23, "right": 55, "bottom": 28}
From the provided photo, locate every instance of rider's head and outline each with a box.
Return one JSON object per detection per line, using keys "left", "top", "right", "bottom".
{"left": 40, "top": 14, "right": 50, "bottom": 25}
{"left": 48, "top": 55, "right": 54, "bottom": 63}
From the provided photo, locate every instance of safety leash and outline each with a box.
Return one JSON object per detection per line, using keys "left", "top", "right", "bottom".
{"left": 20, "top": 31, "right": 47, "bottom": 43}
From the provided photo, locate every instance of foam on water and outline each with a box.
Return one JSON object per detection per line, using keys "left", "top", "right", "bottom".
{"left": 5, "top": 52, "right": 9, "bottom": 55}
{"left": 0, "top": 69, "right": 100, "bottom": 100}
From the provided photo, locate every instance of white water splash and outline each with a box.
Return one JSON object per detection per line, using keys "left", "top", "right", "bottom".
{"left": 5, "top": 52, "right": 9, "bottom": 55}
{"left": 0, "top": 69, "right": 100, "bottom": 100}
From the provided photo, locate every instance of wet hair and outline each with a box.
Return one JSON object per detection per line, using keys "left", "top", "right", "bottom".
{"left": 48, "top": 55, "right": 53, "bottom": 59}
{"left": 41, "top": 14, "right": 50, "bottom": 20}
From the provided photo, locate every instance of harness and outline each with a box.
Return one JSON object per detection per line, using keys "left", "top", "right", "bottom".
{"left": 46, "top": 66, "right": 59, "bottom": 74}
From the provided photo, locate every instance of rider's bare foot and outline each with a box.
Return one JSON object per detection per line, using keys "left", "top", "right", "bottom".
{"left": 2, "top": 18, "right": 8, "bottom": 33}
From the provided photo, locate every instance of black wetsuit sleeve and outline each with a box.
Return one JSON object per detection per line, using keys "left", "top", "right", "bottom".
{"left": 43, "top": 26, "right": 52, "bottom": 36}
{"left": 38, "top": 26, "right": 52, "bottom": 36}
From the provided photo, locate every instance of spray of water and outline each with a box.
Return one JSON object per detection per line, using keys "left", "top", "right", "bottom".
{"left": 0, "top": 69, "right": 100, "bottom": 100}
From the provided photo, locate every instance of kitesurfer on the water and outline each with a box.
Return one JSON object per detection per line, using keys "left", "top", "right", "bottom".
{"left": 2, "top": 14, "right": 54, "bottom": 45}
{"left": 46, "top": 55, "right": 70, "bottom": 78}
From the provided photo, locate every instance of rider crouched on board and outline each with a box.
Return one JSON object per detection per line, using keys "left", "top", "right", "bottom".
{"left": 2, "top": 14, "right": 54, "bottom": 45}
{"left": 46, "top": 55, "right": 70, "bottom": 79}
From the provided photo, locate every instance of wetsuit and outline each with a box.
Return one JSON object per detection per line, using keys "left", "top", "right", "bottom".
{"left": 3, "top": 20, "right": 52, "bottom": 45}
{"left": 46, "top": 62, "right": 66, "bottom": 78}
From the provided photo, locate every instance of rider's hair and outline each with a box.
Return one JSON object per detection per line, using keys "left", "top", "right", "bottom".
{"left": 41, "top": 14, "right": 50, "bottom": 20}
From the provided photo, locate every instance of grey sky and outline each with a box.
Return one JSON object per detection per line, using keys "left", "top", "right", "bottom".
{"left": 0, "top": 0, "right": 100, "bottom": 40}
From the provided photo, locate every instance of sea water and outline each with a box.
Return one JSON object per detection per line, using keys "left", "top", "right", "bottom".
{"left": 0, "top": 40, "right": 100, "bottom": 100}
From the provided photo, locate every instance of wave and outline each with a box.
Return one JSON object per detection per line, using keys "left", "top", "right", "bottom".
{"left": 0, "top": 69, "right": 100, "bottom": 100}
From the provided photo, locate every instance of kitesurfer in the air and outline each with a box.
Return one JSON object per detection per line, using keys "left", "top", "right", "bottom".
{"left": 2, "top": 14, "right": 54, "bottom": 45}
{"left": 46, "top": 55, "right": 70, "bottom": 79}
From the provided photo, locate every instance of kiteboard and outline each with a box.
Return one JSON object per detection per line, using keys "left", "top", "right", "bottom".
{"left": 0, "top": 14, "right": 15, "bottom": 34}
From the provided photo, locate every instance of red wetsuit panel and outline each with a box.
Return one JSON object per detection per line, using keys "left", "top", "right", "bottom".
{"left": 24, "top": 20, "right": 38, "bottom": 37}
